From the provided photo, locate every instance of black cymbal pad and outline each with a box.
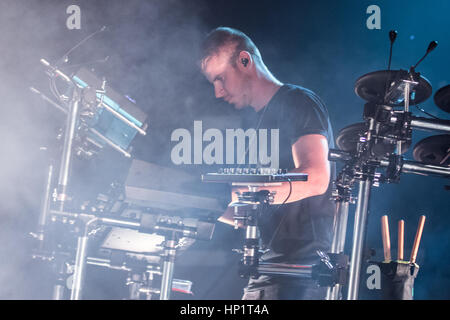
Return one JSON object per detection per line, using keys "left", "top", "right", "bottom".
{"left": 355, "top": 70, "right": 432, "bottom": 106}
{"left": 413, "top": 134, "right": 450, "bottom": 166}
{"left": 434, "top": 85, "right": 450, "bottom": 113}
{"left": 336, "top": 123, "right": 366, "bottom": 152}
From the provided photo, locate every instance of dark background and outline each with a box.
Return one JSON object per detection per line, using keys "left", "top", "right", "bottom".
{"left": 0, "top": 0, "right": 449, "bottom": 299}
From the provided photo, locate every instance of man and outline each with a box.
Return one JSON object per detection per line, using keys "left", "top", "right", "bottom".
{"left": 200, "top": 27, "right": 336, "bottom": 300}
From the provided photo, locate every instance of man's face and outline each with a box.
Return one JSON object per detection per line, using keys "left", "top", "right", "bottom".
{"left": 202, "top": 47, "right": 251, "bottom": 109}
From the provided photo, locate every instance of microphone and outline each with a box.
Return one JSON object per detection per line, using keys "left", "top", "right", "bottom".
{"left": 387, "top": 30, "right": 398, "bottom": 71}
{"left": 412, "top": 40, "right": 438, "bottom": 70}
{"left": 384, "top": 30, "right": 398, "bottom": 103}
{"left": 426, "top": 40, "right": 438, "bottom": 53}
{"left": 389, "top": 30, "right": 398, "bottom": 43}
{"left": 56, "top": 25, "right": 108, "bottom": 67}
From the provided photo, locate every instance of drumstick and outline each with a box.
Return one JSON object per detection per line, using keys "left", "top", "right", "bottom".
{"left": 398, "top": 220, "right": 404, "bottom": 261}
{"left": 410, "top": 215, "right": 426, "bottom": 264}
{"left": 381, "top": 215, "right": 391, "bottom": 261}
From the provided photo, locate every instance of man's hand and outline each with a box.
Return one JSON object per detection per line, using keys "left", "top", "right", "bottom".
{"left": 218, "top": 204, "right": 236, "bottom": 226}
{"left": 218, "top": 201, "right": 252, "bottom": 228}
{"left": 217, "top": 134, "right": 330, "bottom": 224}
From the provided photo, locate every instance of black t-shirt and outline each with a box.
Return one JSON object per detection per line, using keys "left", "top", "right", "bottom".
{"left": 242, "top": 84, "right": 336, "bottom": 263}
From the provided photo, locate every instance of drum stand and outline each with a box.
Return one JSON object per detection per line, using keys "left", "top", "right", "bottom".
{"left": 329, "top": 78, "right": 450, "bottom": 300}
{"left": 346, "top": 171, "right": 376, "bottom": 299}
{"left": 326, "top": 157, "right": 380, "bottom": 300}
{"left": 326, "top": 172, "right": 354, "bottom": 300}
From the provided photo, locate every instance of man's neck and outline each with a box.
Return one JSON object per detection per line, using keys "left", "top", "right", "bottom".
{"left": 250, "top": 72, "right": 283, "bottom": 112}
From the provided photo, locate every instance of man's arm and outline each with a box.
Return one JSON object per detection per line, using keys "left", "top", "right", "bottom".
{"left": 218, "top": 133, "right": 330, "bottom": 225}
{"left": 267, "top": 133, "right": 330, "bottom": 204}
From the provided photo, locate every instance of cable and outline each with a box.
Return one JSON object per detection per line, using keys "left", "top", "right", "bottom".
{"left": 276, "top": 178, "right": 292, "bottom": 208}
{"left": 414, "top": 104, "right": 440, "bottom": 119}
{"left": 55, "top": 26, "right": 107, "bottom": 67}
{"left": 266, "top": 178, "right": 292, "bottom": 249}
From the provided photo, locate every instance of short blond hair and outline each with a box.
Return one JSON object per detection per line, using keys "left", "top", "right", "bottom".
{"left": 200, "top": 27, "right": 262, "bottom": 68}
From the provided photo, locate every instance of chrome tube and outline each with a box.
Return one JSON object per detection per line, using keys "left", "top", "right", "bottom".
{"left": 52, "top": 285, "right": 65, "bottom": 300}
{"left": 36, "top": 164, "right": 53, "bottom": 245}
{"left": 89, "top": 128, "right": 131, "bottom": 158}
{"left": 70, "top": 218, "right": 97, "bottom": 300}
{"left": 379, "top": 159, "right": 450, "bottom": 177}
{"left": 30, "top": 86, "right": 68, "bottom": 114}
{"left": 57, "top": 91, "right": 80, "bottom": 211}
{"left": 50, "top": 211, "right": 141, "bottom": 230}
{"left": 160, "top": 239, "right": 177, "bottom": 300}
{"left": 86, "top": 257, "right": 161, "bottom": 273}
{"left": 347, "top": 179, "right": 372, "bottom": 300}
{"left": 329, "top": 149, "right": 450, "bottom": 178}
{"left": 390, "top": 115, "right": 450, "bottom": 133}
{"left": 98, "top": 216, "right": 141, "bottom": 229}
{"left": 52, "top": 259, "right": 68, "bottom": 300}
{"left": 403, "top": 81, "right": 411, "bottom": 113}
{"left": 70, "top": 235, "right": 89, "bottom": 300}
{"left": 402, "top": 161, "right": 450, "bottom": 177}
{"left": 328, "top": 149, "right": 352, "bottom": 162}
{"left": 331, "top": 201, "right": 350, "bottom": 254}
{"left": 257, "top": 262, "right": 313, "bottom": 278}
{"left": 410, "top": 117, "right": 450, "bottom": 133}
{"left": 326, "top": 200, "right": 350, "bottom": 300}
{"left": 99, "top": 101, "right": 146, "bottom": 136}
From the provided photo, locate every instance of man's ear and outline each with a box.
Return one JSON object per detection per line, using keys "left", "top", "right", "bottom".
{"left": 237, "top": 51, "right": 252, "bottom": 71}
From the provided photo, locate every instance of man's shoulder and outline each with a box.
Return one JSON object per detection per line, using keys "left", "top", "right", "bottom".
{"left": 280, "top": 84, "right": 317, "bottom": 96}
{"left": 275, "top": 84, "right": 327, "bottom": 113}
